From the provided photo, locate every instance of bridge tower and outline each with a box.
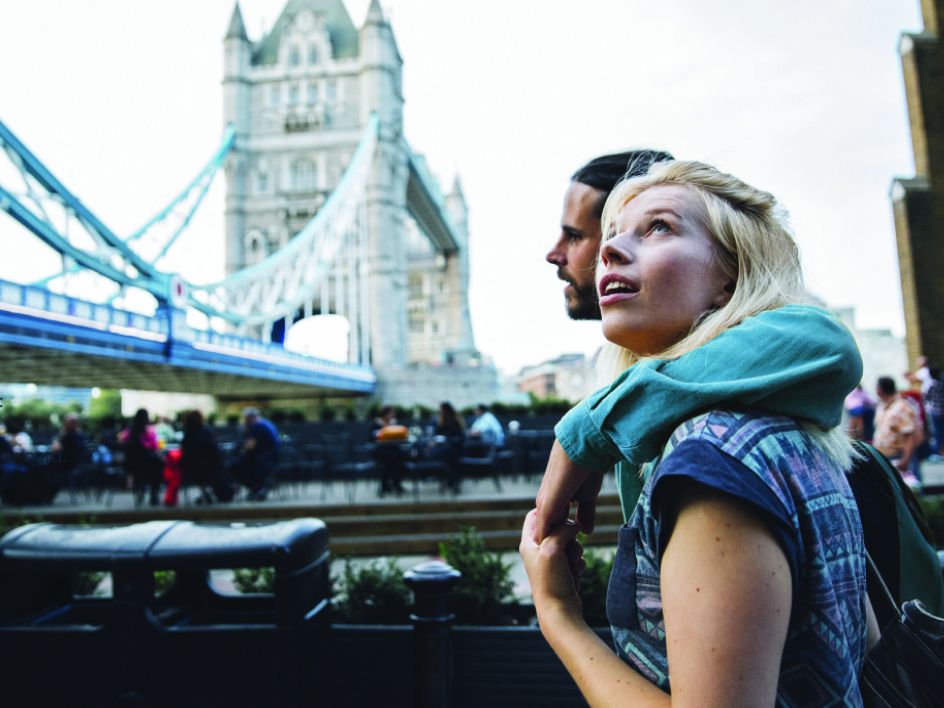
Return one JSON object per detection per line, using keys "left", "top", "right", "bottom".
{"left": 222, "top": 0, "right": 478, "bottom": 380}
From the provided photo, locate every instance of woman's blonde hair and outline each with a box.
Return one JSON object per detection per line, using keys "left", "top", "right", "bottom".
{"left": 596, "top": 160, "right": 856, "bottom": 467}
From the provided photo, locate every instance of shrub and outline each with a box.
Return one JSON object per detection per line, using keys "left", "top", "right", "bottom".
{"left": 232, "top": 567, "right": 275, "bottom": 594}
{"left": 154, "top": 570, "right": 177, "bottom": 596}
{"left": 439, "top": 526, "right": 515, "bottom": 625}
{"left": 72, "top": 571, "right": 106, "bottom": 596}
{"left": 332, "top": 557, "right": 411, "bottom": 624}
{"left": 578, "top": 544, "right": 614, "bottom": 627}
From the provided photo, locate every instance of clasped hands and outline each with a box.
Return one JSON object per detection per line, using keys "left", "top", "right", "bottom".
{"left": 520, "top": 440, "right": 603, "bottom": 618}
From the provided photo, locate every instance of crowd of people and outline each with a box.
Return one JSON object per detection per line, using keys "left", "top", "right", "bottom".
{"left": 844, "top": 357, "right": 944, "bottom": 487}
{"left": 0, "top": 407, "right": 281, "bottom": 507}
{"left": 368, "top": 402, "right": 506, "bottom": 497}
{"left": 0, "top": 402, "right": 516, "bottom": 506}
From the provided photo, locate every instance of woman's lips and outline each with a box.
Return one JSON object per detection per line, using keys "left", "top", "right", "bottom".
{"left": 599, "top": 290, "right": 639, "bottom": 307}
{"left": 597, "top": 273, "right": 640, "bottom": 306}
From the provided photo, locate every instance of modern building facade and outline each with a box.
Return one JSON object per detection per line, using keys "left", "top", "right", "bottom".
{"left": 893, "top": 0, "right": 944, "bottom": 368}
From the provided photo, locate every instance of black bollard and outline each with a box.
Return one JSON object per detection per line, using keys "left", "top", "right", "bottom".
{"left": 404, "top": 560, "right": 462, "bottom": 708}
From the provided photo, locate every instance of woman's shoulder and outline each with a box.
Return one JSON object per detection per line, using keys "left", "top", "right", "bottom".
{"left": 657, "top": 409, "right": 852, "bottom": 501}
{"left": 666, "top": 409, "right": 806, "bottom": 451}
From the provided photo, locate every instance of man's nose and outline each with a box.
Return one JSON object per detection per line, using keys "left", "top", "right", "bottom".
{"left": 546, "top": 237, "right": 566, "bottom": 266}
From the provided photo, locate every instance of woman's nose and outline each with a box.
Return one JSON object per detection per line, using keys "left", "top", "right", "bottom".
{"left": 600, "top": 234, "right": 632, "bottom": 267}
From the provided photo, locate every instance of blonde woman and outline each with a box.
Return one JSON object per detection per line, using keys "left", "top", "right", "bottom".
{"left": 521, "top": 162, "right": 870, "bottom": 706}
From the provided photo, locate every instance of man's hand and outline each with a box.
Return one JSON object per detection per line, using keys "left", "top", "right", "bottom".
{"left": 533, "top": 440, "right": 603, "bottom": 543}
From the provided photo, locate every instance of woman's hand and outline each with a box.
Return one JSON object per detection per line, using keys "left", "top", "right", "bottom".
{"left": 534, "top": 440, "right": 603, "bottom": 542}
{"left": 520, "top": 509, "right": 585, "bottom": 622}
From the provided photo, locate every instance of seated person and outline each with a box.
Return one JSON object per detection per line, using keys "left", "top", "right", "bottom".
{"left": 233, "top": 407, "right": 280, "bottom": 501}
{"left": 370, "top": 406, "right": 407, "bottom": 496}
{"left": 469, "top": 404, "right": 505, "bottom": 447}
{"left": 431, "top": 401, "right": 466, "bottom": 493}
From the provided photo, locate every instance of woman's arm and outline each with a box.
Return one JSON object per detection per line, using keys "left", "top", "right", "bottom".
{"left": 659, "top": 483, "right": 791, "bottom": 707}
{"left": 521, "top": 482, "right": 792, "bottom": 707}
{"left": 520, "top": 511, "right": 669, "bottom": 707}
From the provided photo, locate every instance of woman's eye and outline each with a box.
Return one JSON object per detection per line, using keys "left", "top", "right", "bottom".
{"left": 648, "top": 219, "right": 670, "bottom": 234}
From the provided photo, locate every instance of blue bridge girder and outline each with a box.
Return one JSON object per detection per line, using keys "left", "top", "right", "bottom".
{"left": 0, "top": 280, "right": 376, "bottom": 398}
{"left": 0, "top": 113, "right": 382, "bottom": 397}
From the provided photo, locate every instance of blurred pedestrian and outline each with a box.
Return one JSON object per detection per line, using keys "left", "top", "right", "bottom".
{"left": 925, "top": 367, "right": 944, "bottom": 460}
{"left": 181, "top": 410, "right": 232, "bottom": 503}
{"left": 120, "top": 408, "right": 163, "bottom": 506}
{"left": 874, "top": 377, "right": 920, "bottom": 485}
{"left": 844, "top": 384, "right": 876, "bottom": 442}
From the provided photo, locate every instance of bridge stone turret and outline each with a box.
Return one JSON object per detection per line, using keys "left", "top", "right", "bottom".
{"left": 358, "top": 0, "right": 409, "bottom": 367}
{"left": 220, "top": 0, "right": 500, "bottom": 406}
{"left": 223, "top": 3, "right": 252, "bottom": 276}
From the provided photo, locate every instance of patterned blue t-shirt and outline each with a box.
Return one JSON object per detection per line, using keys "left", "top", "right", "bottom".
{"left": 607, "top": 410, "right": 867, "bottom": 706}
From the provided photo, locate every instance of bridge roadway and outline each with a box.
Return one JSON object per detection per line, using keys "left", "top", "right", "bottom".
{"left": 0, "top": 279, "right": 375, "bottom": 398}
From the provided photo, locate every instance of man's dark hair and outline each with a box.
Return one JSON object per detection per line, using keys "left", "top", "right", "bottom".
{"left": 571, "top": 149, "right": 674, "bottom": 217}
{"left": 877, "top": 376, "right": 897, "bottom": 396}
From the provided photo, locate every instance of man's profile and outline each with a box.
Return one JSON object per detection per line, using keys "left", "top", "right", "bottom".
{"left": 546, "top": 150, "right": 673, "bottom": 320}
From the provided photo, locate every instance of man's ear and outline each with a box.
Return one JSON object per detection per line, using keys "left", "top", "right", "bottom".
{"left": 713, "top": 280, "right": 736, "bottom": 307}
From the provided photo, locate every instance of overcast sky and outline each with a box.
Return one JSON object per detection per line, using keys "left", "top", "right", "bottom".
{"left": 0, "top": 0, "right": 924, "bottom": 374}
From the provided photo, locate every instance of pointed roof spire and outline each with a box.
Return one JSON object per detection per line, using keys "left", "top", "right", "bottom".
{"left": 226, "top": 2, "right": 249, "bottom": 41}
{"left": 449, "top": 175, "right": 465, "bottom": 199}
{"left": 366, "top": 0, "right": 385, "bottom": 24}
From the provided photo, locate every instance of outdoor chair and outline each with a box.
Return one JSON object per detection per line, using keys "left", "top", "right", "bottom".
{"left": 457, "top": 440, "right": 503, "bottom": 492}
{"left": 322, "top": 441, "right": 376, "bottom": 503}
{"left": 404, "top": 454, "right": 450, "bottom": 501}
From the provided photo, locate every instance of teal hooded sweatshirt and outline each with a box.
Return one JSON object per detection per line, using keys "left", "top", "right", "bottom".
{"left": 554, "top": 304, "right": 863, "bottom": 520}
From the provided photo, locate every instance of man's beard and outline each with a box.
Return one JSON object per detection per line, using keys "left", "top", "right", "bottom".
{"left": 565, "top": 280, "right": 601, "bottom": 321}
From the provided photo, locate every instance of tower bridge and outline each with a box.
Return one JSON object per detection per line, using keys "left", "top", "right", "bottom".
{"left": 0, "top": 0, "right": 502, "bottom": 407}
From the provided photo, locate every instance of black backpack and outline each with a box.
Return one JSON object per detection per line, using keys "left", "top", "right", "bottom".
{"left": 846, "top": 441, "right": 944, "bottom": 629}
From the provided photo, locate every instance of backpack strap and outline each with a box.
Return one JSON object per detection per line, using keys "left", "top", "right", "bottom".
{"left": 865, "top": 548, "right": 900, "bottom": 627}
{"left": 857, "top": 441, "right": 944, "bottom": 619}
{"left": 859, "top": 442, "right": 936, "bottom": 546}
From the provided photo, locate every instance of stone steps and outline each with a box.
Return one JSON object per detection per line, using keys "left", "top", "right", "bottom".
{"left": 18, "top": 493, "right": 624, "bottom": 557}
{"left": 332, "top": 524, "right": 622, "bottom": 557}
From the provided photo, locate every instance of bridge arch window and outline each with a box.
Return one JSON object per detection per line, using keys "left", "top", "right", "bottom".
{"left": 290, "top": 160, "right": 317, "bottom": 192}
{"left": 289, "top": 45, "right": 301, "bottom": 67}
{"left": 408, "top": 274, "right": 424, "bottom": 300}
{"left": 308, "top": 45, "right": 319, "bottom": 65}
{"left": 247, "top": 229, "right": 265, "bottom": 263}
{"left": 326, "top": 79, "right": 337, "bottom": 103}
{"left": 255, "top": 160, "right": 269, "bottom": 193}
{"left": 288, "top": 84, "right": 300, "bottom": 106}
{"left": 408, "top": 310, "right": 425, "bottom": 334}
{"left": 269, "top": 84, "right": 280, "bottom": 106}
{"left": 307, "top": 81, "right": 319, "bottom": 105}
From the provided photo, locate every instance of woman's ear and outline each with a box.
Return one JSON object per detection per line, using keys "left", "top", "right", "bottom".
{"left": 713, "top": 280, "right": 735, "bottom": 307}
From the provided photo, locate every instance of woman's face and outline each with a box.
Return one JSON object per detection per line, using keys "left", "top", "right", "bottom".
{"left": 597, "top": 184, "right": 732, "bottom": 356}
